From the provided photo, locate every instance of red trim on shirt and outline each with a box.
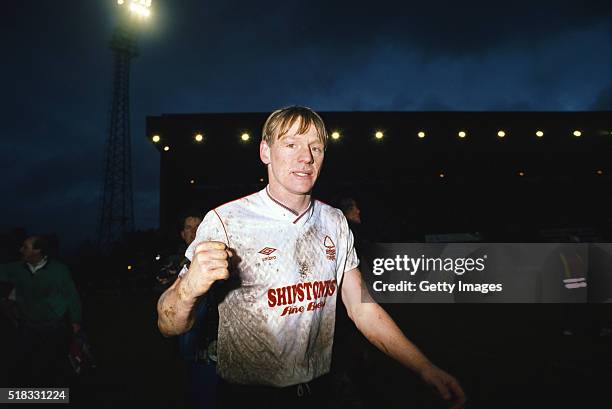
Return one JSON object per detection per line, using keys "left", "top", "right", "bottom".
{"left": 213, "top": 209, "right": 231, "bottom": 248}
{"left": 265, "top": 187, "right": 300, "bottom": 216}
{"left": 293, "top": 201, "right": 314, "bottom": 224}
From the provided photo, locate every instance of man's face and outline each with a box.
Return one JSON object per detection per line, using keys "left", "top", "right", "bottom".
{"left": 180, "top": 217, "right": 202, "bottom": 245}
{"left": 260, "top": 120, "right": 325, "bottom": 199}
{"left": 20, "top": 237, "right": 42, "bottom": 264}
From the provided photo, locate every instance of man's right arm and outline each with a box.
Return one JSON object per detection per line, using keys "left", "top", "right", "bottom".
{"left": 156, "top": 275, "right": 199, "bottom": 336}
{"left": 157, "top": 241, "right": 231, "bottom": 337}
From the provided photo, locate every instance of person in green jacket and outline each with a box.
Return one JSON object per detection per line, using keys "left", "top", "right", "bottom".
{"left": 0, "top": 235, "right": 82, "bottom": 386}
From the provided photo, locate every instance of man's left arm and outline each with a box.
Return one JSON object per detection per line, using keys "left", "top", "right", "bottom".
{"left": 341, "top": 267, "right": 466, "bottom": 409}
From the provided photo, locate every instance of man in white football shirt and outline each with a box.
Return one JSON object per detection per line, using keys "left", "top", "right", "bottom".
{"left": 157, "top": 106, "right": 466, "bottom": 409}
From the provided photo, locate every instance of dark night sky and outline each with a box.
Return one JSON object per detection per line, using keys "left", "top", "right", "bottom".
{"left": 1, "top": 0, "right": 611, "bottom": 250}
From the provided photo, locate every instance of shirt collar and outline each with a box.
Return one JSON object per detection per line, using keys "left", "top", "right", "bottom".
{"left": 260, "top": 186, "right": 315, "bottom": 226}
{"left": 26, "top": 256, "right": 48, "bottom": 275}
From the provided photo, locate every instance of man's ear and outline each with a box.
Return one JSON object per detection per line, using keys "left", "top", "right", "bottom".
{"left": 260, "top": 140, "right": 271, "bottom": 165}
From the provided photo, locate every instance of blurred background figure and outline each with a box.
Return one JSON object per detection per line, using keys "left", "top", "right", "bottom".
{"left": 0, "top": 235, "right": 82, "bottom": 387}
{"left": 331, "top": 196, "right": 370, "bottom": 408}
{"left": 159, "top": 211, "right": 219, "bottom": 409}
{"left": 337, "top": 197, "right": 363, "bottom": 247}
{"left": 155, "top": 214, "right": 202, "bottom": 290}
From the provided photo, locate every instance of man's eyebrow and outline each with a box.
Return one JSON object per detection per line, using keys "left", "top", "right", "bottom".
{"left": 278, "top": 133, "right": 296, "bottom": 141}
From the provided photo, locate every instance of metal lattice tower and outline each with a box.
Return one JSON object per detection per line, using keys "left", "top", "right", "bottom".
{"left": 98, "top": 6, "right": 146, "bottom": 249}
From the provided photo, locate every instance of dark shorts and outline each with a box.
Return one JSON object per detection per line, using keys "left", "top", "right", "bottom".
{"left": 216, "top": 374, "right": 333, "bottom": 409}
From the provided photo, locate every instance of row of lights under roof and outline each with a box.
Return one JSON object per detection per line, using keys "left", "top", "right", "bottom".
{"left": 186, "top": 169, "right": 605, "bottom": 185}
{"left": 152, "top": 129, "right": 591, "bottom": 147}
{"left": 415, "top": 129, "right": 583, "bottom": 139}
{"left": 437, "top": 169, "right": 605, "bottom": 177}
{"left": 332, "top": 130, "right": 585, "bottom": 139}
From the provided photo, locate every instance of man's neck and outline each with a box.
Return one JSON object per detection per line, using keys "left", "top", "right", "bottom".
{"left": 27, "top": 256, "right": 45, "bottom": 266}
{"left": 267, "top": 185, "right": 311, "bottom": 214}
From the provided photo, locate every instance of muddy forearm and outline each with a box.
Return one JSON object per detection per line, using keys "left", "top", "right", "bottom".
{"left": 156, "top": 277, "right": 198, "bottom": 337}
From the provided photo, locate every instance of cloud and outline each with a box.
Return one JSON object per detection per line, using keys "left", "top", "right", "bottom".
{"left": 5, "top": 146, "right": 103, "bottom": 202}
{"left": 182, "top": 0, "right": 612, "bottom": 58}
{"left": 590, "top": 84, "right": 612, "bottom": 111}
{"left": 419, "top": 97, "right": 454, "bottom": 111}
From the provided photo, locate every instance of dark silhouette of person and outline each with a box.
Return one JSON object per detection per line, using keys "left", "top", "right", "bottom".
{"left": 0, "top": 235, "right": 81, "bottom": 386}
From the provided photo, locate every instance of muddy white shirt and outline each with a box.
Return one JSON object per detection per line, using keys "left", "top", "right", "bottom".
{"left": 185, "top": 187, "right": 359, "bottom": 387}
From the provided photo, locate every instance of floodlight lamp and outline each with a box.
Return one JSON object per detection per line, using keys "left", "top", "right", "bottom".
{"left": 573, "top": 130, "right": 582, "bottom": 137}
{"left": 152, "top": 134, "right": 160, "bottom": 143}
{"left": 497, "top": 130, "right": 506, "bottom": 138}
{"left": 163, "top": 146, "right": 170, "bottom": 151}
{"left": 375, "top": 131, "right": 384, "bottom": 139}
{"left": 331, "top": 131, "right": 341, "bottom": 140}
{"left": 536, "top": 130, "right": 544, "bottom": 138}
{"left": 195, "top": 133, "right": 203, "bottom": 142}
{"left": 417, "top": 131, "right": 426, "bottom": 139}
{"left": 241, "top": 133, "right": 250, "bottom": 141}
{"left": 119, "top": 0, "right": 152, "bottom": 18}
{"left": 458, "top": 131, "right": 466, "bottom": 138}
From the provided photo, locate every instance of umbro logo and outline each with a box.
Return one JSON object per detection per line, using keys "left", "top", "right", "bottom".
{"left": 259, "top": 247, "right": 277, "bottom": 262}
{"left": 259, "top": 247, "right": 276, "bottom": 256}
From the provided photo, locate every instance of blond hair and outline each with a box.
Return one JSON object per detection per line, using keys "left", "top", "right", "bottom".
{"left": 262, "top": 106, "right": 328, "bottom": 147}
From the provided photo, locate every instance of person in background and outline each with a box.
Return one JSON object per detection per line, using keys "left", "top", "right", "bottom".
{"left": 331, "top": 196, "right": 370, "bottom": 408}
{"left": 0, "top": 235, "right": 81, "bottom": 386}
{"left": 161, "top": 212, "right": 219, "bottom": 409}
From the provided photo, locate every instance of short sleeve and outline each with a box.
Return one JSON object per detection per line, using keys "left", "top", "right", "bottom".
{"left": 181, "top": 210, "right": 229, "bottom": 277}
{"left": 336, "top": 212, "right": 360, "bottom": 285}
